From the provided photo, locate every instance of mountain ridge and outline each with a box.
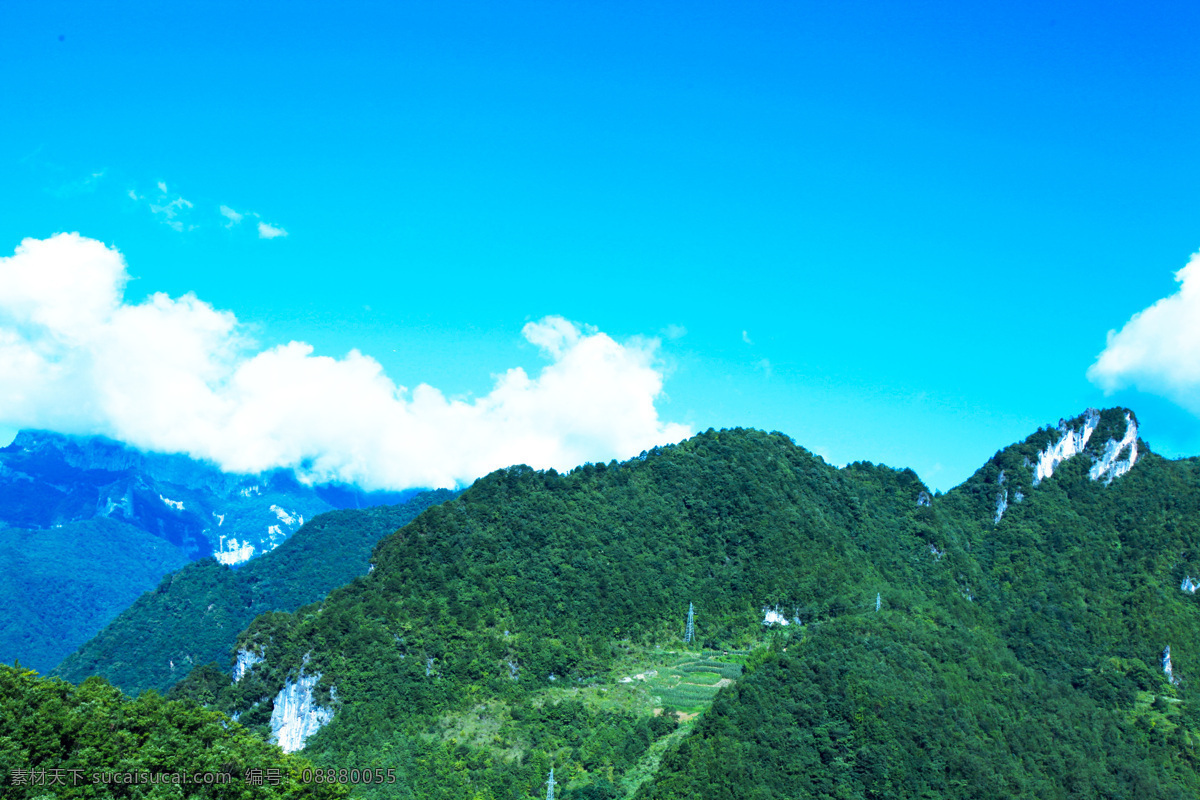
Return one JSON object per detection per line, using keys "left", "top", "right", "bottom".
{"left": 0, "top": 430, "right": 433, "bottom": 672}
{"left": 17, "top": 406, "right": 1200, "bottom": 800}
{"left": 51, "top": 489, "right": 459, "bottom": 694}
{"left": 0, "top": 429, "right": 418, "bottom": 560}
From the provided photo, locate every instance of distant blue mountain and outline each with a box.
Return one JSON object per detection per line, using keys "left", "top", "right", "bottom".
{"left": 0, "top": 430, "right": 424, "bottom": 671}
{"left": 52, "top": 489, "right": 458, "bottom": 694}
{"left": 0, "top": 430, "right": 415, "bottom": 564}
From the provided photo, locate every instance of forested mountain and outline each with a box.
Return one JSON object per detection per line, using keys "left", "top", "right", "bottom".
{"left": 0, "top": 430, "right": 410, "bottom": 562}
{"left": 0, "top": 518, "right": 190, "bottom": 679}
{"left": 15, "top": 407, "right": 1200, "bottom": 799}
{"left": 0, "top": 663, "right": 347, "bottom": 799}
{"left": 53, "top": 490, "right": 458, "bottom": 695}
{"left": 0, "top": 430, "right": 417, "bottom": 672}
{"left": 641, "top": 422, "right": 1200, "bottom": 799}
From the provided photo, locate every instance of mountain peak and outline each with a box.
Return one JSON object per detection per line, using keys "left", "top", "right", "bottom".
{"left": 957, "top": 407, "right": 1145, "bottom": 527}
{"left": 1031, "top": 407, "right": 1140, "bottom": 487}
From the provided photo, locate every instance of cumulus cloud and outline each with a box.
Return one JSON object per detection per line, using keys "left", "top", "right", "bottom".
{"left": 257, "top": 221, "right": 287, "bottom": 239}
{"left": 0, "top": 234, "right": 689, "bottom": 489}
{"left": 1088, "top": 250, "right": 1200, "bottom": 414}
{"left": 219, "top": 205, "right": 244, "bottom": 227}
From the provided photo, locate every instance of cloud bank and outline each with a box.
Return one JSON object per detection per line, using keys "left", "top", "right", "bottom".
{"left": 0, "top": 234, "right": 689, "bottom": 488}
{"left": 1088, "top": 249, "right": 1200, "bottom": 415}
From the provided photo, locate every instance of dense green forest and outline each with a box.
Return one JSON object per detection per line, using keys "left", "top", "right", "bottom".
{"left": 0, "top": 518, "right": 189, "bottom": 671}
{"left": 17, "top": 407, "right": 1200, "bottom": 798}
{"left": 53, "top": 490, "right": 457, "bottom": 695}
{"left": 638, "top": 411, "right": 1200, "bottom": 799}
{"left": 0, "top": 663, "right": 348, "bottom": 799}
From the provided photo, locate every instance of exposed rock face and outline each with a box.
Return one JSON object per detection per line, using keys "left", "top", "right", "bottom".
{"left": 762, "top": 607, "right": 790, "bottom": 626}
{"left": 994, "top": 490, "right": 1008, "bottom": 525}
{"left": 1031, "top": 409, "right": 1139, "bottom": 487}
{"left": 1182, "top": 576, "right": 1199, "bottom": 595}
{"left": 270, "top": 672, "right": 335, "bottom": 753}
{"left": 916, "top": 491, "right": 932, "bottom": 507}
{"left": 994, "top": 471, "right": 1008, "bottom": 525}
{"left": 1034, "top": 409, "right": 1100, "bottom": 486}
{"left": 1088, "top": 412, "right": 1139, "bottom": 484}
{"left": 233, "top": 648, "right": 264, "bottom": 682}
{"left": 215, "top": 538, "right": 256, "bottom": 566}
{"left": 1163, "top": 646, "right": 1182, "bottom": 686}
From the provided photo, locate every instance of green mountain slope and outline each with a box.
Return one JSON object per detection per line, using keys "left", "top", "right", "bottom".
{"left": 138, "top": 409, "right": 1200, "bottom": 797}
{"left": 0, "top": 664, "right": 347, "bottom": 800}
{"left": 638, "top": 616, "right": 1198, "bottom": 800}
{"left": 185, "top": 428, "right": 977, "bottom": 797}
{"left": 639, "top": 409, "right": 1200, "bottom": 799}
{"left": 0, "top": 518, "right": 190, "bottom": 671}
{"left": 51, "top": 490, "right": 457, "bottom": 695}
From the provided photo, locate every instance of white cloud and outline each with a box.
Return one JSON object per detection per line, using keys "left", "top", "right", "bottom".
{"left": 522, "top": 315, "right": 581, "bottom": 358}
{"left": 131, "top": 181, "right": 195, "bottom": 232}
{"left": 257, "top": 221, "right": 287, "bottom": 239}
{"left": 742, "top": 330, "right": 753, "bottom": 345}
{"left": 219, "top": 204, "right": 287, "bottom": 240}
{"left": 129, "top": 182, "right": 286, "bottom": 238}
{"left": 1088, "top": 250, "right": 1200, "bottom": 414}
{"left": 219, "top": 205, "right": 245, "bottom": 227}
{"left": 0, "top": 234, "right": 689, "bottom": 489}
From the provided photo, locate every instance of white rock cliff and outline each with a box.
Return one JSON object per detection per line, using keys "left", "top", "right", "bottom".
{"left": 1034, "top": 410, "right": 1100, "bottom": 486}
{"left": 233, "top": 648, "right": 264, "bottom": 682}
{"left": 1163, "top": 645, "right": 1182, "bottom": 686}
{"left": 1087, "top": 413, "right": 1139, "bottom": 484}
{"left": 270, "top": 672, "right": 335, "bottom": 753}
{"left": 1032, "top": 409, "right": 1139, "bottom": 487}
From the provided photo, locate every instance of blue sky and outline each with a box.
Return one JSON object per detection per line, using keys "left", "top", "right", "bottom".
{"left": 1, "top": 0, "right": 1198, "bottom": 491}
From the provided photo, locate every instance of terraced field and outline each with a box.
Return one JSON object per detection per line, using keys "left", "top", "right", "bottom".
{"left": 640, "top": 655, "right": 745, "bottom": 713}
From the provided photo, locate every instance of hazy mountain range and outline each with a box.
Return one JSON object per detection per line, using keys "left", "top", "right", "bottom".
{"left": 0, "top": 430, "right": 419, "bottom": 672}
